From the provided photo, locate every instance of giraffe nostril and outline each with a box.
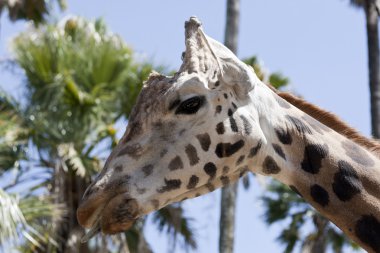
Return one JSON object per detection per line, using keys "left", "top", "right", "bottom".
{"left": 115, "top": 199, "right": 139, "bottom": 221}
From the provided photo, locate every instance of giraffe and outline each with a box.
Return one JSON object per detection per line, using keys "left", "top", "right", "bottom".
{"left": 77, "top": 17, "right": 380, "bottom": 252}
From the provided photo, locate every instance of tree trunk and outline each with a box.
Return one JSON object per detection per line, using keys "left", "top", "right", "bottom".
{"left": 52, "top": 163, "right": 90, "bottom": 253}
{"left": 219, "top": 183, "right": 238, "bottom": 253}
{"left": 219, "top": 1, "right": 240, "bottom": 253}
{"left": 224, "top": 0, "right": 240, "bottom": 54}
{"left": 365, "top": 0, "right": 380, "bottom": 138}
{"left": 136, "top": 220, "right": 153, "bottom": 253}
{"left": 301, "top": 214, "right": 328, "bottom": 253}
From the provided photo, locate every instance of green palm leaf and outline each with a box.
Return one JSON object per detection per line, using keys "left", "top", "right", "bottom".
{"left": 0, "top": 190, "right": 63, "bottom": 252}
{"left": 152, "top": 204, "right": 197, "bottom": 251}
{"left": 1, "top": 16, "right": 170, "bottom": 252}
{"left": 0, "top": 91, "right": 28, "bottom": 173}
{"left": 261, "top": 180, "right": 358, "bottom": 252}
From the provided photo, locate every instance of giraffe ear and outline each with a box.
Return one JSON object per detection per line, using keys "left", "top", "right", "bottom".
{"left": 180, "top": 17, "right": 258, "bottom": 99}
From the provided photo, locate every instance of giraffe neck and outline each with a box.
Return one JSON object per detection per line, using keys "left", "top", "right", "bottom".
{"left": 250, "top": 83, "right": 380, "bottom": 253}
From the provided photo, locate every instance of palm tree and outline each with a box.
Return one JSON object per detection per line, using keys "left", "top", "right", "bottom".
{"left": 0, "top": 16, "right": 197, "bottom": 252}
{"left": 0, "top": 0, "right": 66, "bottom": 24}
{"left": 219, "top": 1, "right": 240, "bottom": 253}
{"left": 0, "top": 90, "right": 65, "bottom": 252}
{"left": 10, "top": 17, "right": 147, "bottom": 252}
{"left": 350, "top": 0, "right": 380, "bottom": 138}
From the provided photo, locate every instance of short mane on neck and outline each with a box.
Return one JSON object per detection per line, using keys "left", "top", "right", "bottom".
{"left": 272, "top": 88, "right": 380, "bottom": 157}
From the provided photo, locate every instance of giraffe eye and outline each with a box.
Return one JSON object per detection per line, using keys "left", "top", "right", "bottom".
{"left": 175, "top": 96, "right": 205, "bottom": 115}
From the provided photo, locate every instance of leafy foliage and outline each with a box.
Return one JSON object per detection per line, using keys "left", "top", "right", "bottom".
{"left": 0, "top": 189, "right": 63, "bottom": 252}
{"left": 0, "top": 189, "right": 25, "bottom": 247}
{"left": 350, "top": 0, "right": 364, "bottom": 7}
{"left": 0, "top": 0, "right": 66, "bottom": 24}
{"left": 261, "top": 181, "right": 359, "bottom": 253}
{"left": 152, "top": 203, "right": 197, "bottom": 252}
{"left": 243, "top": 56, "right": 289, "bottom": 89}
{"left": 0, "top": 16, "right": 146, "bottom": 251}
{"left": 0, "top": 16, "right": 198, "bottom": 253}
{"left": 125, "top": 219, "right": 153, "bottom": 253}
{"left": 0, "top": 91, "right": 28, "bottom": 173}
{"left": 12, "top": 17, "right": 147, "bottom": 153}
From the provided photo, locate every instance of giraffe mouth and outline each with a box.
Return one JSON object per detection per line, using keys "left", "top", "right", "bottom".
{"left": 77, "top": 194, "right": 108, "bottom": 229}
{"left": 77, "top": 192, "right": 139, "bottom": 237}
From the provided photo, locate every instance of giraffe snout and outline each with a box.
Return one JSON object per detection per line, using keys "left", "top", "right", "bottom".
{"left": 77, "top": 179, "right": 138, "bottom": 234}
{"left": 77, "top": 193, "right": 107, "bottom": 229}
{"left": 77, "top": 179, "right": 110, "bottom": 228}
{"left": 99, "top": 195, "right": 139, "bottom": 234}
{"left": 77, "top": 183, "right": 115, "bottom": 228}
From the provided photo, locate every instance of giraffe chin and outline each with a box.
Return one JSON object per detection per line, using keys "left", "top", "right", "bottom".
{"left": 101, "top": 218, "right": 136, "bottom": 234}
{"left": 78, "top": 192, "right": 140, "bottom": 236}
{"left": 81, "top": 214, "right": 136, "bottom": 243}
{"left": 99, "top": 195, "right": 139, "bottom": 234}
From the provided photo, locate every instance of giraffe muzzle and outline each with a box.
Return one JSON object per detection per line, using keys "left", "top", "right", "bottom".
{"left": 77, "top": 190, "right": 139, "bottom": 235}
{"left": 77, "top": 193, "right": 108, "bottom": 229}
{"left": 100, "top": 195, "right": 139, "bottom": 234}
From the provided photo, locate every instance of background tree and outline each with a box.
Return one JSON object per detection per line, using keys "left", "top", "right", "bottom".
{"left": 219, "top": 1, "right": 240, "bottom": 253}
{"left": 0, "top": 0, "right": 66, "bottom": 24}
{"left": 0, "top": 17, "right": 196, "bottom": 253}
{"left": 219, "top": 2, "right": 290, "bottom": 248}
{"left": 350, "top": 0, "right": 380, "bottom": 138}
{"left": 11, "top": 17, "right": 148, "bottom": 252}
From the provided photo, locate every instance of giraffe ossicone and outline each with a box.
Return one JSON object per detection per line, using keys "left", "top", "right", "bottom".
{"left": 77, "top": 17, "right": 380, "bottom": 252}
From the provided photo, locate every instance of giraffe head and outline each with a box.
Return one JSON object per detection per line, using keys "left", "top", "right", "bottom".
{"left": 77, "top": 17, "right": 266, "bottom": 236}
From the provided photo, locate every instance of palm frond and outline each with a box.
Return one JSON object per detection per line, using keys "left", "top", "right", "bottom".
{"left": 261, "top": 180, "right": 359, "bottom": 252}
{"left": 152, "top": 204, "right": 197, "bottom": 252}
{"left": 0, "top": 0, "right": 66, "bottom": 25}
{"left": 0, "top": 91, "right": 28, "bottom": 173}
{"left": 0, "top": 189, "right": 65, "bottom": 252}
{"left": 269, "top": 73, "right": 289, "bottom": 89}
{"left": 2, "top": 16, "right": 169, "bottom": 253}
{"left": 0, "top": 189, "right": 26, "bottom": 248}
{"left": 57, "top": 143, "right": 86, "bottom": 177}
{"left": 350, "top": 0, "right": 364, "bottom": 7}
{"left": 125, "top": 219, "right": 153, "bottom": 253}
{"left": 243, "top": 55, "right": 289, "bottom": 89}
{"left": 11, "top": 17, "right": 154, "bottom": 150}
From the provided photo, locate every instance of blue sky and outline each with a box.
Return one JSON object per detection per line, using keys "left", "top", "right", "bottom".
{"left": 0, "top": 0, "right": 369, "bottom": 252}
